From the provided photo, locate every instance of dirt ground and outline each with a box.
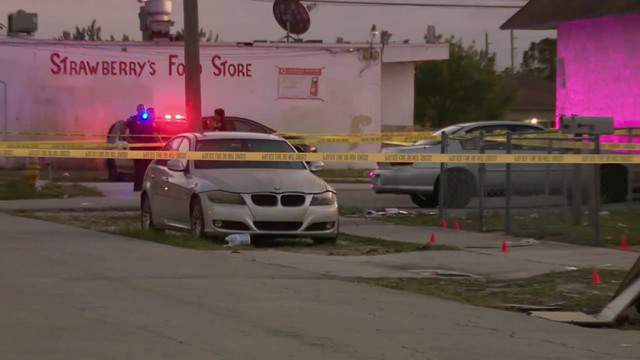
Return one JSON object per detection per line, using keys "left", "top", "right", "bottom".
{"left": 12, "top": 210, "right": 455, "bottom": 256}
{"left": 360, "top": 269, "right": 640, "bottom": 329}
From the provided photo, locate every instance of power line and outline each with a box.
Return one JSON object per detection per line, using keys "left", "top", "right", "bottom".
{"left": 249, "top": 0, "right": 525, "bottom": 9}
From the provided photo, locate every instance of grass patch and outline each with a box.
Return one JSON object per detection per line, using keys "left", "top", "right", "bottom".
{"left": 0, "top": 176, "right": 103, "bottom": 200}
{"left": 383, "top": 208, "right": 640, "bottom": 248}
{"left": 0, "top": 169, "right": 110, "bottom": 183}
{"left": 12, "top": 210, "right": 226, "bottom": 250}
{"left": 360, "top": 269, "right": 638, "bottom": 320}
{"left": 339, "top": 205, "right": 366, "bottom": 216}
{"left": 264, "top": 233, "right": 456, "bottom": 256}
{"left": 11, "top": 210, "right": 453, "bottom": 255}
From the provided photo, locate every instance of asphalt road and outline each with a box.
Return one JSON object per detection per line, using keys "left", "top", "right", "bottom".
{"left": 2, "top": 212, "right": 639, "bottom": 359}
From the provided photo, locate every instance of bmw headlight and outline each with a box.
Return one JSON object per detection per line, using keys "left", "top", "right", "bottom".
{"left": 310, "top": 191, "right": 337, "bottom": 206}
{"left": 206, "top": 191, "right": 245, "bottom": 205}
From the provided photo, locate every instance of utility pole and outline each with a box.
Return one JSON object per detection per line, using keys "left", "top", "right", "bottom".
{"left": 510, "top": 30, "right": 516, "bottom": 70}
{"left": 484, "top": 32, "right": 489, "bottom": 56}
{"left": 184, "top": 0, "right": 202, "bottom": 132}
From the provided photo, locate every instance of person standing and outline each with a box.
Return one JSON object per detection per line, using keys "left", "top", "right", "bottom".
{"left": 203, "top": 108, "right": 227, "bottom": 131}
{"left": 125, "top": 106, "right": 159, "bottom": 192}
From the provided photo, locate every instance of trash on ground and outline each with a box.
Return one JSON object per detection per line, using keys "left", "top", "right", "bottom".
{"left": 225, "top": 233, "right": 251, "bottom": 248}
{"left": 366, "top": 208, "right": 411, "bottom": 217}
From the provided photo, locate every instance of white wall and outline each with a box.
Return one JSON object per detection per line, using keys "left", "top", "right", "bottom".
{"left": 0, "top": 40, "right": 382, "bottom": 152}
{"left": 381, "top": 62, "right": 414, "bottom": 129}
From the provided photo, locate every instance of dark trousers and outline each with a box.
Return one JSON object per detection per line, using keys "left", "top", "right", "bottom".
{"left": 133, "top": 159, "right": 152, "bottom": 192}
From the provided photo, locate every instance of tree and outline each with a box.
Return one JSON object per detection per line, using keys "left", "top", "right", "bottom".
{"left": 59, "top": 19, "right": 101, "bottom": 41}
{"left": 521, "top": 38, "right": 556, "bottom": 81}
{"left": 414, "top": 37, "right": 515, "bottom": 128}
{"left": 173, "top": 28, "right": 215, "bottom": 42}
{"left": 59, "top": 20, "right": 131, "bottom": 42}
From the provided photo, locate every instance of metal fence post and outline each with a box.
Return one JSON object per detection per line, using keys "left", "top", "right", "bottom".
{"left": 545, "top": 139, "right": 552, "bottom": 199}
{"left": 505, "top": 132, "right": 512, "bottom": 235}
{"left": 593, "top": 134, "right": 601, "bottom": 246}
{"left": 571, "top": 136, "right": 583, "bottom": 226}
{"left": 478, "top": 132, "right": 485, "bottom": 232}
{"left": 439, "top": 132, "right": 448, "bottom": 224}
{"left": 627, "top": 128, "right": 633, "bottom": 205}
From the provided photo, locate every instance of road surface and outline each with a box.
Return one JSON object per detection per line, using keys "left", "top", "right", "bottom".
{"left": 1, "top": 212, "right": 638, "bottom": 359}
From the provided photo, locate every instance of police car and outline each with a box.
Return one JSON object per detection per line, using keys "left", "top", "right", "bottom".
{"left": 106, "top": 110, "right": 317, "bottom": 181}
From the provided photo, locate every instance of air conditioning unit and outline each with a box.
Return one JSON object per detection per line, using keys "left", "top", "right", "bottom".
{"left": 139, "top": 0, "right": 174, "bottom": 41}
{"left": 8, "top": 10, "right": 38, "bottom": 36}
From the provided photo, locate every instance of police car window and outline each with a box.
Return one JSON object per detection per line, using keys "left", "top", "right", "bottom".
{"left": 233, "top": 119, "right": 270, "bottom": 134}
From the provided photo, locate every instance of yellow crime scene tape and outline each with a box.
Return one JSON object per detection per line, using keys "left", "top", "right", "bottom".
{"left": 1, "top": 147, "right": 639, "bottom": 164}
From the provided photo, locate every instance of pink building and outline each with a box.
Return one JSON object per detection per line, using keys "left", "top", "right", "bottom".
{"left": 502, "top": 0, "right": 640, "bottom": 129}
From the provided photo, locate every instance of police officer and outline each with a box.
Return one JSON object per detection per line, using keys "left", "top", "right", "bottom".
{"left": 125, "top": 105, "right": 159, "bottom": 192}
{"left": 203, "top": 108, "right": 227, "bottom": 131}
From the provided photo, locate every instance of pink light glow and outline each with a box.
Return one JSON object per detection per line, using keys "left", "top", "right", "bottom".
{"left": 556, "top": 14, "right": 640, "bottom": 129}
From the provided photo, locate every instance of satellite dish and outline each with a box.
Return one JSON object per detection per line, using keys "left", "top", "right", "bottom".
{"left": 273, "top": 0, "right": 311, "bottom": 36}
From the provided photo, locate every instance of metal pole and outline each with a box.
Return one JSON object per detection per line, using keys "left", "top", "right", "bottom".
{"left": 505, "top": 132, "right": 512, "bottom": 235}
{"left": 0, "top": 80, "right": 7, "bottom": 141}
{"left": 593, "top": 134, "right": 601, "bottom": 246}
{"left": 184, "top": 0, "right": 202, "bottom": 133}
{"left": 510, "top": 30, "right": 515, "bottom": 70}
{"left": 439, "top": 132, "right": 448, "bottom": 223}
{"left": 571, "top": 136, "right": 583, "bottom": 226}
{"left": 478, "top": 132, "right": 485, "bottom": 232}
{"left": 544, "top": 139, "right": 552, "bottom": 198}
{"left": 484, "top": 32, "right": 489, "bottom": 55}
{"left": 627, "top": 128, "right": 633, "bottom": 205}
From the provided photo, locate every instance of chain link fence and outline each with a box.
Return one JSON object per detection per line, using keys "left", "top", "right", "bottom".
{"left": 434, "top": 130, "right": 640, "bottom": 247}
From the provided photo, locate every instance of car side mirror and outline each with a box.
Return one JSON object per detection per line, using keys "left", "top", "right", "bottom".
{"left": 309, "top": 161, "right": 324, "bottom": 172}
{"left": 167, "top": 159, "right": 186, "bottom": 172}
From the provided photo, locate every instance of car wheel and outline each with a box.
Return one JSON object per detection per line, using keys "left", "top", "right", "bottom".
{"left": 141, "top": 194, "right": 156, "bottom": 231}
{"left": 190, "top": 199, "right": 206, "bottom": 239}
{"left": 410, "top": 193, "right": 438, "bottom": 208}
{"left": 444, "top": 169, "right": 476, "bottom": 209}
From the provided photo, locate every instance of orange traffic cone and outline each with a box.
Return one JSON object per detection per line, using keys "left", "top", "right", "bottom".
{"left": 592, "top": 268, "right": 602, "bottom": 286}
{"left": 430, "top": 232, "right": 437, "bottom": 245}
{"left": 621, "top": 235, "right": 629, "bottom": 251}
{"left": 501, "top": 240, "right": 509, "bottom": 253}
{"left": 454, "top": 220, "right": 461, "bottom": 231}
{"left": 440, "top": 219, "right": 448, "bottom": 229}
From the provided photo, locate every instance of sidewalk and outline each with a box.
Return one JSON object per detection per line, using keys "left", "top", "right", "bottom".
{"left": 338, "top": 216, "right": 639, "bottom": 279}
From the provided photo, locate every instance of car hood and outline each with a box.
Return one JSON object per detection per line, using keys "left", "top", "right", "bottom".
{"left": 193, "top": 169, "right": 331, "bottom": 194}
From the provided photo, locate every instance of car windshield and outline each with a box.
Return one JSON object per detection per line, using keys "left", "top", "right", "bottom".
{"left": 414, "top": 125, "right": 464, "bottom": 145}
{"left": 194, "top": 139, "right": 306, "bottom": 170}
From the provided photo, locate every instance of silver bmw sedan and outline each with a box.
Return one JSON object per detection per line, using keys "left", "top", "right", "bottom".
{"left": 141, "top": 132, "right": 339, "bottom": 243}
